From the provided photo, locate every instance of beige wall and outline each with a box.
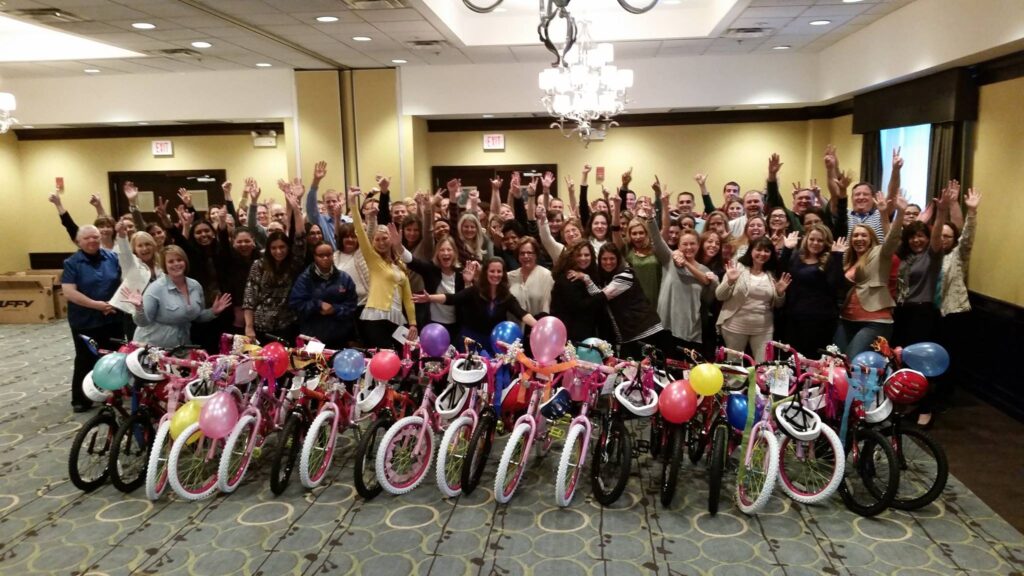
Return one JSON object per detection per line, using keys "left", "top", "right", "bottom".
{"left": 0, "top": 131, "right": 25, "bottom": 271}
{"left": 351, "top": 69, "right": 402, "bottom": 193}
{"left": 970, "top": 76, "right": 1024, "bottom": 306}
{"left": 295, "top": 70, "right": 344, "bottom": 189}
{"left": 14, "top": 134, "right": 289, "bottom": 269}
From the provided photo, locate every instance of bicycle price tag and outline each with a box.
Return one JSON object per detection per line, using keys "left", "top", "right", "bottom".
{"left": 768, "top": 366, "right": 792, "bottom": 397}
{"left": 304, "top": 340, "right": 325, "bottom": 354}
{"left": 392, "top": 325, "right": 409, "bottom": 345}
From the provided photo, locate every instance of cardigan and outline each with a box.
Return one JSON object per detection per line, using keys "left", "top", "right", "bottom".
{"left": 351, "top": 207, "right": 416, "bottom": 325}
{"left": 110, "top": 234, "right": 162, "bottom": 315}
{"left": 940, "top": 211, "right": 975, "bottom": 316}
{"left": 715, "top": 265, "right": 785, "bottom": 328}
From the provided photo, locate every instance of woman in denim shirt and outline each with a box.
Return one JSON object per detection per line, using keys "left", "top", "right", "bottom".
{"left": 125, "top": 246, "right": 232, "bottom": 348}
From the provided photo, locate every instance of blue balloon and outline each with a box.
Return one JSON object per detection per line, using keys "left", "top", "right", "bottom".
{"left": 902, "top": 342, "right": 949, "bottom": 377}
{"left": 490, "top": 321, "right": 523, "bottom": 353}
{"left": 332, "top": 349, "right": 366, "bottom": 381}
{"left": 852, "top": 351, "right": 887, "bottom": 371}
{"left": 93, "top": 352, "right": 131, "bottom": 391}
{"left": 726, "top": 392, "right": 764, "bottom": 431}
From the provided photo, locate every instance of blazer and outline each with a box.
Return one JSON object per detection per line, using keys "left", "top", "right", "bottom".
{"left": 843, "top": 215, "right": 903, "bottom": 313}
{"left": 715, "top": 266, "right": 785, "bottom": 327}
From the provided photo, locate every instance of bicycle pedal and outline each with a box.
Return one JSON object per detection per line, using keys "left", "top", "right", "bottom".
{"left": 634, "top": 439, "right": 651, "bottom": 454}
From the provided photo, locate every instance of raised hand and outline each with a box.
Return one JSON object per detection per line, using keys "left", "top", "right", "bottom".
{"left": 581, "top": 164, "right": 592, "bottom": 184}
{"left": 178, "top": 206, "right": 194, "bottom": 228}
{"left": 783, "top": 231, "right": 800, "bottom": 250}
{"left": 211, "top": 293, "right": 232, "bottom": 315}
{"left": 509, "top": 172, "right": 521, "bottom": 199}
{"left": 313, "top": 160, "right": 327, "bottom": 182}
{"left": 245, "top": 177, "right": 260, "bottom": 202}
{"left": 277, "top": 179, "right": 289, "bottom": 193}
{"left": 154, "top": 196, "right": 169, "bottom": 218}
{"left": 892, "top": 147, "right": 903, "bottom": 171}
{"left": 725, "top": 260, "right": 741, "bottom": 283}
{"left": 564, "top": 175, "right": 575, "bottom": 194}
{"left": 534, "top": 203, "right": 547, "bottom": 222}
{"left": 768, "top": 153, "right": 783, "bottom": 179}
{"left": 651, "top": 175, "right": 662, "bottom": 195}
{"left": 124, "top": 181, "right": 139, "bottom": 204}
{"left": 527, "top": 176, "right": 539, "bottom": 197}
{"left": 119, "top": 286, "right": 143, "bottom": 309}
{"left": 387, "top": 222, "right": 402, "bottom": 250}
{"left": 48, "top": 192, "right": 62, "bottom": 206}
{"left": 414, "top": 190, "right": 427, "bottom": 205}
{"left": 832, "top": 236, "right": 849, "bottom": 253}
{"left": 621, "top": 167, "right": 633, "bottom": 188}
{"left": 177, "top": 188, "right": 193, "bottom": 207}
{"left": 775, "top": 272, "right": 793, "bottom": 294}
{"left": 874, "top": 191, "right": 890, "bottom": 213}
{"left": 893, "top": 193, "right": 909, "bottom": 213}
{"left": 541, "top": 171, "right": 555, "bottom": 191}
{"left": 446, "top": 178, "right": 461, "bottom": 196}
{"left": 289, "top": 177, "right": 306, "bottom": 200}
{"left": 964, "top": 188, "right": 982, "bottom": 212}
{"left": 671, "top": 250, "right": 686, "bottom": 268}
{"left": 490, "top": 175, "right": 503, "bottom": 191}
{"left": 89, "top": 194, "right": 103, "bottom": 208}
{"left": 694, "top": 171, "right": 708, "bottom": 187}
{"left": 221, "top": 180, "right": 232, "bottom": 200}
{"left": 115, "top": 220, "right": 128, "bottom": 238}
{"left": 831, "top": 170, "right": 853, "bottom": 199}
{"left": 376, "top": 175, "right": 391, "bottom": 193}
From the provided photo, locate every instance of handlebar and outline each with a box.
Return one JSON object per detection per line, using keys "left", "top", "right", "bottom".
{"left": 716, "top": 346, "right": 755, "bottom": 366}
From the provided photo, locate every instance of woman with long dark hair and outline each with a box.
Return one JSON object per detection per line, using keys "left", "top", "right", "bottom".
{"left": 580, "top": 243, "right": 664, "bottom": 358}
{"left": 550, "top": 241, "right": 607, "bottom": 343}
{"left": 243, "top": 228, "right": 306, "bottom": 344}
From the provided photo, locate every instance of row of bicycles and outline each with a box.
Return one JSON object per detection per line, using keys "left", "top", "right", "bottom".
{"left": 69, "top": 320, "right": 950, "bottom": 518}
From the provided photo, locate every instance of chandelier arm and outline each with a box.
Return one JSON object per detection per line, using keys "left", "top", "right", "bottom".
{"left": 537, "top": 14, "right": 562, "bottom": 66}
{"left": 559, "top": 9, "right": 577, "bottom": 67}
{"left": 462, "top": 0, "right": 507, "bottom": 14}
{"left": 616, "top": 0, "right": 660, "bottom": 15}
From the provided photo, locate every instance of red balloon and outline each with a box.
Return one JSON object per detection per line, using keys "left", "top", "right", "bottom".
{"left": 829, "top": 366, "right": 849, "bottom": 402}
{"left": 659, "top": 380, "right": 698, "bottom": 424}
{"left": 257, "top": 342, "right": 289, "bottom": 379}
{"left": 369, "top": 350, "right": 401, "bottom": 381}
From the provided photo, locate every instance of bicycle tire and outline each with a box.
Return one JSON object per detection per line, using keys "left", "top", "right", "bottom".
{"left": 300, "top": 410, "right": 337, "bottom": 489}
{"left": 354, "top": 417, "right": 390, "bottom": 499}
{"left": 167, "top": 422, "right": 219, "bottom": 501}
{"left": 109, "top": 411, "right": 155, "bottom": 493}
{"left": 777, "top": 425, "right": 845, "bottom": 505}
{"left": 494, "top": 422, "right": 533, "bottom": 504}
{"left": 145, "top": 421, "right": 172, "bottom": 500}
{"left": 270, "top": 412, "right": 303, "bottom": 495}
{"left": 735, "top": 427, "right": 780, "bottom": 515}
{"left": 218, "top": 414, "right": 257, "bottom": 493}
{"left": 838, "top": 426, "right": 898, "bottom": 517}
{"left": 687, "top": 412, "right": 707, "bottom": 465}
{"left": 376, "top": 415, "right": 434, "bottom": 495}
{"left": 660, "top": 425, "right": 685, "bottom": 507}
{"left": 69, "top": 411, "right": 117, "bottom": 492}
{"left": 870, "top": 426, "right": 947, "bottom": 511}
{"left": 460, "top": 411, "right": 496, "bottom": 495}
{"left": 436, "top": 415, "right": 473, "bottom": 498}
{"left": 707, "top": 423, "right": 729, "bottom": 515}
{"left": 591, "top": 416, "right": 632, "bottom": 506}
{"left": 555, "top": 423, "right": 587, "bottom": 507}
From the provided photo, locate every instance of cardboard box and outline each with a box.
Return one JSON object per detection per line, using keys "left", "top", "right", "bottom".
{"left": 0, "top": 274, "right": 56, "bottom": 324}
{"left": 28, "top": 269, "right": 68, "bottom": 319}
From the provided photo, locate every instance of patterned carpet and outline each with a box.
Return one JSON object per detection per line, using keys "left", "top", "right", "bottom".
{"left": 1, "top": 322, "right": 1022, "bottom": 576}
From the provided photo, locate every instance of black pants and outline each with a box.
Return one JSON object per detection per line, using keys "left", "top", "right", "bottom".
{"left": 70, "top": 321, "right": 125, "bottom": 408}
{"left": 362, "top": 319, "right": 401, "bottom": 351}
{"left": 784, "top": 314, "right": 839, "bottom": 359}
{"left": 922, "top": 311, "right": 970, "bottom": 414}
{"left": 191, "top": 312, "right": 233, "bottom": 355}
{"left": 893, "top": 302, "right": 939, "bottom": 348}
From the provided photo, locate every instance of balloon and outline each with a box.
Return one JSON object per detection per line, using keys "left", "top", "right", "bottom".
{"left": 170, "top": 399, "right": 204, "bottom": 444}
{"left": 93, "top": 352, "right": 131, "bottom": 391}
{"left": 829, "top": 366, "right": 849, "bottom": 401}
{"left": 852, "top": 351, "right": 887, "bottom": 371}
{"left": 369, "top": 350, "right": 401, "bottom": 381}
{"left": 199, "top": 391, "right": 239, "bottom": 440}
{"left": 490, "top": 321, "right": 523, "bottom": 352}
{"left": 659, "top": 380, "right": 698, "bottom": 424}
{"left": 574, "top": 343, "right": 604, "bottom": 367}
{"left": 726, "top": 392, "right": 765, "bottom": 430}
{"left": 530, "top": 316, "right": 567, "bottom": 364}
{"left": 690, "top": 364, "right": 724, "bottom": 396}
{"left": 257, "top": 342, "right": 289, "bottom": 379}
{"left": 333, "top": 349, "right": 366, "bottom": 381}
{"left": 419, "top": 323, "right": 450, "bottom": 357}
{"left": 901, "top": 342, "right": 949, "bottom": 377}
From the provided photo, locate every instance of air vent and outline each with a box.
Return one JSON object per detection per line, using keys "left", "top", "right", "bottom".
{"left": 406, "top": 40, "right": 447, "bottom": 50}
{"left": 722, "top": 27, "right": 772, "bottom": 39}
{"left": 3, "top": 8, "right": 88, "bottom": 23}
{"left": 147, "top": 48, "right": 204, "bottom": 57}
{"left": 339, "top": 0, "right": 409, "bottom": 9}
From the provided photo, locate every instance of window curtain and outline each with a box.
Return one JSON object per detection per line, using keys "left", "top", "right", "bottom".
{"left": 860, "top": 131, "right": 882, "bottom": 187}
{"left": 927, "top": 122, "right": 965, "bottom": 225}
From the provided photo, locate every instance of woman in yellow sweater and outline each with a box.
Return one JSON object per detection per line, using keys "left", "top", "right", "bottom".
{"left": 349, "top": 189, "right": 418, "bottom": 350}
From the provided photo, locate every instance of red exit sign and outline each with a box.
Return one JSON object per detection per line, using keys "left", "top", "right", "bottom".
{"left": 483, "top": 133, "right": 505, "bottom": 151}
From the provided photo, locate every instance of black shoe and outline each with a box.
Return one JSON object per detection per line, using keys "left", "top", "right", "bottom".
{"left": 72, "top": 403, "right": 93, "bottom": 413}
{"left": 916, "top": 413, "right": 934, "bottom": 430}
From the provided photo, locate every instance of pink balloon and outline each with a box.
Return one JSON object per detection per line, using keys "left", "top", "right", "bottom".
{"left": 199, "top": 391, "right": 239, "bottom": 439}
{"left": 659, "top": 380, "right": 698, "bottom": 424}
{"left": 530, "top": 317, "right": 567, "bottom": 364}
{"left": 369, "top": 350, "right": 401, "bottom": 381}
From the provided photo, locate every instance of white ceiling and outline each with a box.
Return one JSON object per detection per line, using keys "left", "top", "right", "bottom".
{"left": 0, "top": 0, "right": 914, "bottom": 78}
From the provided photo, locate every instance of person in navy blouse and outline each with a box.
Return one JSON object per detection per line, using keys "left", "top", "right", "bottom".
{"left": 289, "top": 242, "right": 359, "bottom": 349}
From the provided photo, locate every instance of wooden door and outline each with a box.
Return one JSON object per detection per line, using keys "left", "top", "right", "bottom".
{"left": 107, "top": 169, "right": 227, "bottom": 222}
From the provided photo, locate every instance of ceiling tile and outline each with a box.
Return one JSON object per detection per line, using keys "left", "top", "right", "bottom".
{"left": 748, "top": 0, "right": 814, "bottom": 6}
{"left": 799, "top": 4, "right": 871, "bottom": 17}
{"left": 416, "top": 49, "right": 471, "bottom": 65}
{"left": 509, "top": 45, "right": 556, "bottom": 63}
{"left": 321, "top": 22, "right": 380, "bottom": 38}
{"left": 136, "top": 28, "right": 207, "bottom": 41}
{"left": 739, "top": 6, "right": 810, "bottom": 18}
{"left": 264, "top": 24, "right": 336, "bottom": 43}
{"left": 461, "top": 46, "right": 516, "bottom": 64}
{"left": 130, "top": 2, "right": 205, "bottom": 18}
{"left": 371, "top": 20, "right": 436, "bottom": 33}
{"left": 357, "top": 8, "right": 423, "bottom": 23}
{"left": 242, "top": 12, "right": 303, "bottom": 25}
{"left": 728, "top": 16, "right": 798, "bottom": 30}
{"left": 705, "top": 37, "right": 764, "bottom": 53}
{"left": 341, "top": 36, "right": 404, "bottom": 52}
{"left": 165, "top": 14, "right": 243, "bottom": 28}
{"left": 192, "top": 26, "right": 255, "bottom": 39}
{"left": 261, "top": 0, "right": 341, "bottom": 11}
{"left": 657, "top": 39, "right": 713, "bottom": 56}
{"left": 46, "top": 21, "right": 126, "bottom": 34}
{"left": 51, "top": 3, "right": 149, "bottom": 20}
{"left": 292, "top": 11, "right": 365, "bottom": 25}
{"left": 614, "top": 41, "right": 662, "bottom": 60}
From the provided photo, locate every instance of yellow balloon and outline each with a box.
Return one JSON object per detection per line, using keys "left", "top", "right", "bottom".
{"left": 170, "top": 399, "right": 204, "bottom": 445}
{"left": 690, "top": 364, "right": 724, "bottom": 396}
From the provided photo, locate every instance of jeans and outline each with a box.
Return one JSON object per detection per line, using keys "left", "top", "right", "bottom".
{"left": 834, "top": 319, "right": 892, "bottom": 358}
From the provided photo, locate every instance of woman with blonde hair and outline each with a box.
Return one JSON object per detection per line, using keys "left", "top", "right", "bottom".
{"left": 110, "top": 222, "right": 162, "bottom": 319}
{"left": 779, "top": 224, "right": 847, "bottom": 357}
{"left": 400, "top": 234, "right": 467, "bottom": 344}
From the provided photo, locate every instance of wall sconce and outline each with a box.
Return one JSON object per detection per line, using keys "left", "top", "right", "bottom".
{"left": 251, "top": 129, "right": 277, "bottom": 148}
{"left": 0, "top": 92, "right": 18, "bottom": 134}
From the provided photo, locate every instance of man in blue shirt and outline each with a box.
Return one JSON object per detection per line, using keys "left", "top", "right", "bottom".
{"left": 61, "top": 225, "right": 124, "bottom": 412}
{"left": 306, "top": 160, "right": 350, "bottom": 250}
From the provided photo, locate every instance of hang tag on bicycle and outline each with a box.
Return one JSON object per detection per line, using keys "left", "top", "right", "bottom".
{"left": 768, "top": 365, "right": 793, "bottom": 397}
{"left": 304, "top": 340, "right": 325, "bottom": 354}
{"left": 392, "top": 325, "right": 409, "bottom": 345}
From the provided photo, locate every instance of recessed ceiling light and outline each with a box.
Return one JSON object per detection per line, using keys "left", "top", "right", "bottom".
{"left": 22, "top": 125, "right": 34, "bottom": 129}
{"left": 772, "top": 45, "right": 791, "bottom": 50}
{"left": 391, "top": 59, "right": 407, "bottom": 64}
{"left": 482, "top": 114, "right": 494, "bottom": 118}
{"left": 83, "top": 68, "right": 101, "bottom": 73}
{"left": 809, "top": 20, "right": 831, "bottom": 26}
{"left": 191, "top": 41, "right": 212, "bottom": 48}
{"left": 131, "top": 22, "right": 156, "bottom": 30}
{"left": 316, "top": 16, "right": 339, "bottom": 23}
{"left": 137, "top": 122, "right": 149, "bottom": 125}
{"left": 352, "top": 36, "right": 372, "bottom": 42}
{"left": 256, "top": 62, "right": 272, "bottom": 67}
{"left": 757, "top": 105, "right": 771, "bottom": 109}
{"left": 843, "top": 0, "right": 863, "bottom": 3}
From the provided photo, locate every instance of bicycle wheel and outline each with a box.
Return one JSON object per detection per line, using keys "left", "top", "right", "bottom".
{"left": 460, "top": 411, "right": 496, "bottom": 495}
{"left": 660, "top": 425, "right": 684, "bottom": 507}
{"left": 69, "top": 411, "right": 117, "bottom": 492}
{"left": 687, "top": 412, "right": 708, "bottom": 465}
{"left": 436, "top": 415, "right": 473, "bottom": 498}
{"left": 871, "top": 426, "right": 946, "bottom": 511}
{"left": 270, "top": 412, "right": 303, "bottom": 495}
{"left": 110, "top": 411, "right": 155, "bottom": 493}
{"left": 707, "top": 423, "right": 729, "bottom": 515}
{"left": 167, "top": 422, "right": 219, "bottom": 501}
{"left": 300, "top": 410, "right": 338, "bottom": 489}
{"left": 494, "top": 422, "right": 533, "bottom": 504}
{"left": 555, "top": 422, "right": 587, "bottom": 507}
{"left": 218, "top": 414, "right": 257, "bottom": 493}
{"left": 376, "top": 415, "right": 434, "bottom": 495}
{"left": 735, "top": 426, "right": 780, "bottom": 515}
{"left": 145, "top": 421, "right": 172, "bottom": 500}
{"left": 838, "top": 426, "right": 898, "bottom": 517}
{"left": 591, "top": 416, "right": 631, "bottom": 506}
{"left": 354, "top": 417, "right": 390, "bottom": 499}
{"left": 777, "top": 425, "right": 845, "bottom": 505}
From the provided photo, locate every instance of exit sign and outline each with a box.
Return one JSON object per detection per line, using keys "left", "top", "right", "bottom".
{"left": 483, "top": 133, "right": 505, "bottom": 151}
{"left": 151, "top": 140, "right": 173, "bottom": 157}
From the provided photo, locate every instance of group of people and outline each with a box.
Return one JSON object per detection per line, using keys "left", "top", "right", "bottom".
{"left": 55, "top": 145, "right": 980, "bottom": 427}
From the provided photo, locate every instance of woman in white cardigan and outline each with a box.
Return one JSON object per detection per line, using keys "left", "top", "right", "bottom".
{"left": 715, "top": 236, "right": 792, "bottom": 363}
{"left": 109, "top": 223, "right": 163, "bottom": 336}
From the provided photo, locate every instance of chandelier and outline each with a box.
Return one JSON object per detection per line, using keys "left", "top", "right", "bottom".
{"left": 0, "top": 92, "right": 17, "bottom": 134}
{"left": 463, "top": 0, "right": 656, "bottom": 145}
